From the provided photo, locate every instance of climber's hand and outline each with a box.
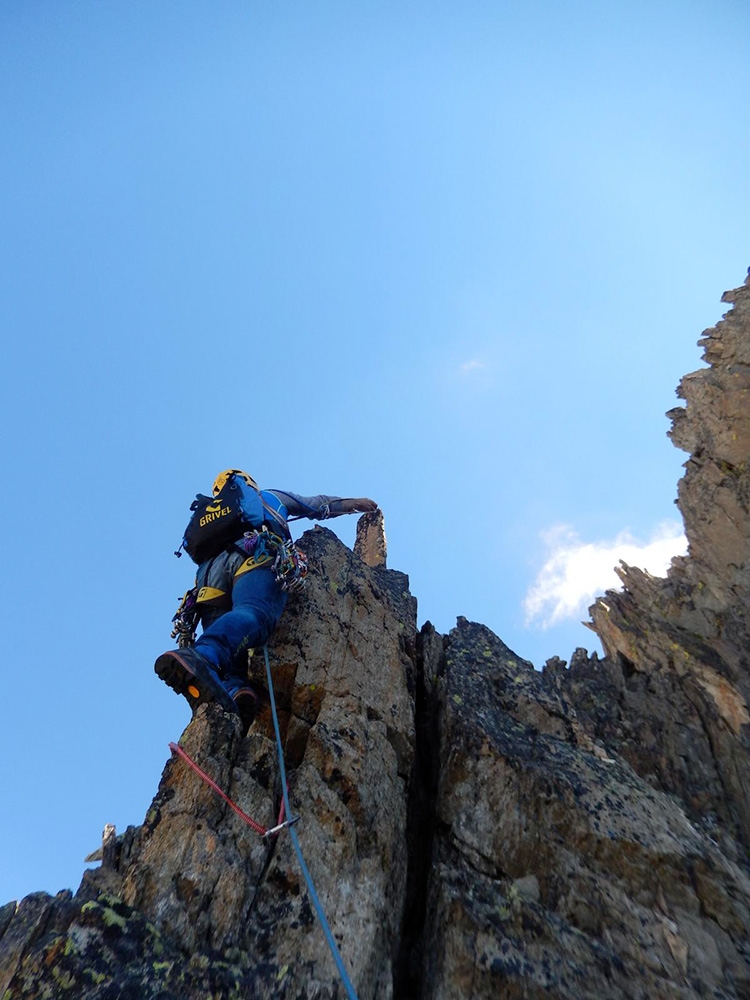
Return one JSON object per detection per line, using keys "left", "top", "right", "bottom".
{"left": 341, "top": 498, "right": 379, "bottom": 514}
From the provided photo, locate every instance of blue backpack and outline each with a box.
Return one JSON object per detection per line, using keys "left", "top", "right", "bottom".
{"left": 178, "top": 473, "right": 289, "bottom": 564}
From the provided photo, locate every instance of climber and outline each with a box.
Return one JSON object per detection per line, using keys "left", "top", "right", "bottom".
{"left": 155, "top": 469, "right": 377, "bottom": 725}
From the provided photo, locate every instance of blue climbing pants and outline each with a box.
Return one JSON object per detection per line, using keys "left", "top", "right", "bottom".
{"left": 194, "top": 567, "right": 287, "bottom": 679}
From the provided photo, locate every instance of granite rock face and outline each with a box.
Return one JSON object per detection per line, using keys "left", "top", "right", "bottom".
{"left": 2, "top": 278, "right": 749, "bottom": 999}
{"left": 421, "top": 619, "right": 750, "bottom": 999}
{"left": 1, "top": 527, "right": 418, "bottom": 1000}
{"left": 577, "top": 276, "right": 750, "bottom": 855}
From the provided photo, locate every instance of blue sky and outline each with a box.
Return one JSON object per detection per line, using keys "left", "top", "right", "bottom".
{"left": 2, "top": 0, "right": 748, "bottom": 902}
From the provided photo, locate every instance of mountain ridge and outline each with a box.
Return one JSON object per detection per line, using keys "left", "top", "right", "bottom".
{"left": 2, "top": 276, "right": 749, "bottom": 999}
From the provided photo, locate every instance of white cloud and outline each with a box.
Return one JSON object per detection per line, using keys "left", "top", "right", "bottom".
{"left": 523, "top": 521, "right": 687, "bottom": 629}
{"left": 458, "top": 359, "right": 486, "bottom": 375}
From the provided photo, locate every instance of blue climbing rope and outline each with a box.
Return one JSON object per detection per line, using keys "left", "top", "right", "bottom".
{"left": 263, "top": 644, "right": 360, "bottom": 1000}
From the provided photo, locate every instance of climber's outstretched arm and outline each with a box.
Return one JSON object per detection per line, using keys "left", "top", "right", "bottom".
{"left": 269, "top": 491, "right": 378, "bottom": 520}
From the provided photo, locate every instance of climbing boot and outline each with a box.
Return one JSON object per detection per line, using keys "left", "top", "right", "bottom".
{"left": 225, "top": 679, "right": 261, "bottom": 728}
{"left": 154, "top": 647, "right": 238, "bottom": 716}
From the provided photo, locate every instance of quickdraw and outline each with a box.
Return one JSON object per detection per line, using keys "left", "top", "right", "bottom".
{"left": 273, "top": 539, "right": 308, "bottom": 593}
{"left": 171, "top": 589, "right": 200, "bottom": 648}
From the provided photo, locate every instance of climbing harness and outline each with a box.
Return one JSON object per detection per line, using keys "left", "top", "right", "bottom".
{"left": 170, "top": 526, "right": 307, "bottom": 646}
{"left": 170, "top": 589, "right": 200, "bottom": 648}
{"left": 232, "top": 528, "right": 279, "bottom": 578}
{"left": 167, "top": 646, "right": 359, "bottom": 1000}
{"left": 235, "top": 527, "right": 308, "bottom": 592}
{"left": 238, "top": 526, "right": 278, "bottom": 558}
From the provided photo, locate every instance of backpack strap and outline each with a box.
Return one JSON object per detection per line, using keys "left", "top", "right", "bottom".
{"left": 259, "top": 492, "right": 291, "bottom": 536}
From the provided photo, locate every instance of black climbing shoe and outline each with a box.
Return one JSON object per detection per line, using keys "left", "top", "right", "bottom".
{"left": 154, "top": 647, "right": 238, "bottom": 716}
{"left": 225, "top": 679, "right": 260, "bottom": 728}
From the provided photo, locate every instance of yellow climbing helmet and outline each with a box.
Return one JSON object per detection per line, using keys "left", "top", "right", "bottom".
{"left": 212, "top": 469, "right": 259, "bottom": 496}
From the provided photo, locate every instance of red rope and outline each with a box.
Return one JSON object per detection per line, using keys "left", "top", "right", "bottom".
{"left": 169, "top": 741, "right": 268, "bottom": 836}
